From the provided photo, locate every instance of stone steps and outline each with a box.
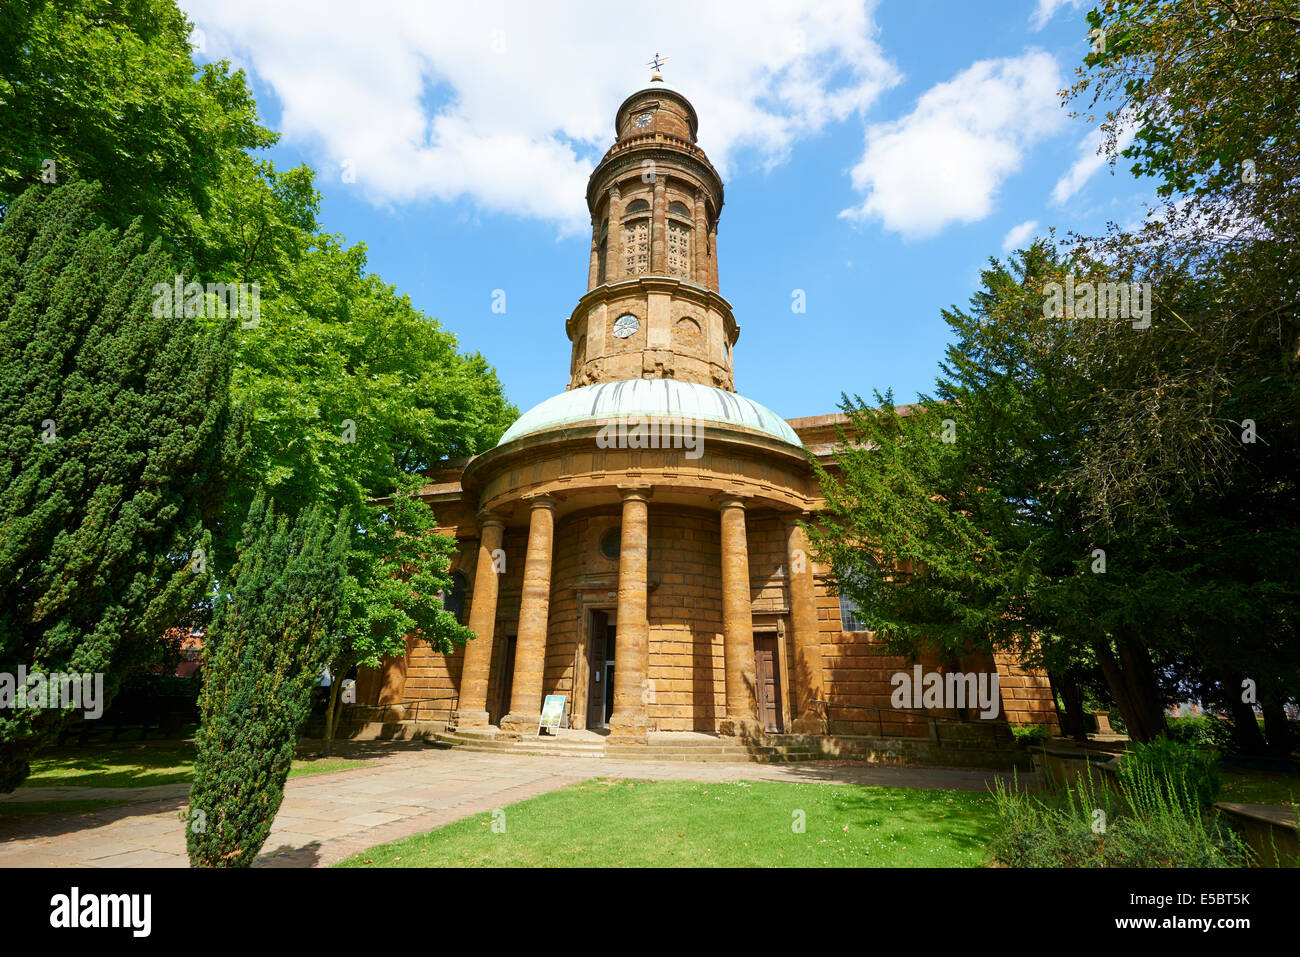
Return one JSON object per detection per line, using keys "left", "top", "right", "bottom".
{"left": 433, "top": 730, "right": 606, "bottom": 758}
{"left": 426, "top": 725, "right": 1024, "bottom": 768}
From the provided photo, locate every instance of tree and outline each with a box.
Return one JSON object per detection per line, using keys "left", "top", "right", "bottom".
{"left": 186, "top": 494, "right": 348, "bottom": 867}
{"left": 0, "top": 0, "right": 288, "bottom": 267}
{"left": 0, "top": 181, "right": 235, "bottom": 791}
{"left": 810, "top": 245, "right": 1176, "bottom": 741}
{"left": 225, "top": 236, "right": 515, "bottom": 752}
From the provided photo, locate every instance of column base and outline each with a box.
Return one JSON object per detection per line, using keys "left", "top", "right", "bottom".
{"left": 451, "top": 709, "right": 490, "bottom": 728}
{"left": 718, "top": 717, "right": 763, "bottom": 738}
{"left": 607, "top": 711, "right": 648, "bottom": 739}
{"left": 498, "top": 713, "right": 542, "bottom": 735}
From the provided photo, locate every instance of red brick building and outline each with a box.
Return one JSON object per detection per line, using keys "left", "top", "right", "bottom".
{"left": 356, "top": 81, "right": 1059, "bottom": 753}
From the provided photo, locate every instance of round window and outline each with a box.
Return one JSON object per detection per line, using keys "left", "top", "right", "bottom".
{"left": 599, "top": 527, "right": 621, "bottom": 560}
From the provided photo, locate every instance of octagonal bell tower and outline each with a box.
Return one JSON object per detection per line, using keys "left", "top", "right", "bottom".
{"left": 567, "top": 78, "right": 735, "bottom": 391}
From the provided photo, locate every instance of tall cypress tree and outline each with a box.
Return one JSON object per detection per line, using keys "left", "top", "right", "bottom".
{"left": 0, "top": 181, "right": 234, "bottom": 791}
{"left": 186, "top": 494, "right": 348, "bottom": 868}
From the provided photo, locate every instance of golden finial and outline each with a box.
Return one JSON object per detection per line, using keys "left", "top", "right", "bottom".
{"left": 646, "top": 52, "right": 670, "bottom": 83}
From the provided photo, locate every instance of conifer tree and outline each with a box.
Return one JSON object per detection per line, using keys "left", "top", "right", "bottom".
{"left": 0, "top": 181, "right": 234, "bottom": 791}
{"left": 186, "top": 494, "right": 348, "bottom": 868}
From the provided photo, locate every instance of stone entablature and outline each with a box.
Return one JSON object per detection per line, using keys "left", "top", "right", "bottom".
{"left": 566, "top": 277, "right": 737, "bottom": 389}
{"left": 461, "top": 423, "right": 815, "bottom": 522}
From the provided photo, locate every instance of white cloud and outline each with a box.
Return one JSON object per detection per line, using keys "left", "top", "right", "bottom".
{"left": 839, "top": 51, "right": 1065, "bottom": 239}
{"left": 1029, "top": 0, "right": 1089, "bottom": 31}
{"left": 180, "top": 0, "right": 900, "bottom": 235}
{"left": 1050, "top": 121, "right": 1138, "bottom": 204}
{"left": 1002, "top": 219, "right": 1039, "bottom": 251}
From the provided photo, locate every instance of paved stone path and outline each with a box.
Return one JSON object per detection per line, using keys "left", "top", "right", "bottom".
{"left": 0, "top": 749, "right": 1026, "bottom": 868}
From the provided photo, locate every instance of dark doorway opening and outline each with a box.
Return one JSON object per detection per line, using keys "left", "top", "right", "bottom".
{"left": 493, "top": 634, "right": 516, "bottom": 726}
{"left": 586, "top": 610, "right": 616, "bottom": 730}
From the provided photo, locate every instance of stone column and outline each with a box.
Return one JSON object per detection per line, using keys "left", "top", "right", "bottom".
{"left": 785, "top": 514, "right": 825, "bottom": 733}
{"left": 709, "top": 222, "right": 720, "bottom": 288}
{"left": 650, "top": 179, "right": 667, "bottom": 274}
{"left": 588, "top": 216, "right": 601, "bottom": 289}
{"left": 608, "top": 487, "right": 650, "bottom": 738}
{"left": 500, "top": 497, "right": 556, "bottom": 734}
{"left": 456, "top": 511, "right": 504, "bottom": 727}
{"left": 719, "top": 495, "right": 759, "bottom": 735}
{"left": 606, "top": 184, "right": 624, "bottom": 284}
{"left": 693, "top": 189, "right": 708, "bottom": 287}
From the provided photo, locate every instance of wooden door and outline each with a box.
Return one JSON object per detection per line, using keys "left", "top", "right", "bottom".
{"left": 754, "top": 633, "right": 783, "bottom": 733}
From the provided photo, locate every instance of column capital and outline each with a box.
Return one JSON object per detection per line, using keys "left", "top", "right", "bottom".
{"left": 523, "top": 494, "right": 557, "bottom": 511}
{"left": 477, "top": 508, "right": 505, "bottom": 530}
{"left": 717, "top": 493, "right": 749, "bottom": 511}
{"left": 617, "top": 484, "right": 652, "bottom": 503}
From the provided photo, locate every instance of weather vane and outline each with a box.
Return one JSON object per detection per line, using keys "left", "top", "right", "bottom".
{"left": 646, "top": 52, "right": 670, "bottom": 82}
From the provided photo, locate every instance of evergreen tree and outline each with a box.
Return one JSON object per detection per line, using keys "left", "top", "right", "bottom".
{"left": 0, "top": 181, "right": 234, "bottom": 791}
{"left": 186, "top": 494, "right": 348, "bottom": 868}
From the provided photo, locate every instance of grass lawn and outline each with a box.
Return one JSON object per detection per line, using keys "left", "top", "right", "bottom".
{"left": 0, "top": 799, "right": 126, "bottom": 816}
{"left": 23, "top": 743, "right": 365, "bottom": 788}
{"left": 1219, "top": 770, "right": 1300, "bottom": 806}
{"left": 337, "top": 779, "right": 997, "bottom": 868}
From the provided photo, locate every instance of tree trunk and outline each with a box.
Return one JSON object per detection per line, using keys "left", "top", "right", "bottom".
{"left": 1219, "top": 670, "right": 1266, "bottom": 754}
{"left": 1052, "top": 670, "right": 1088, "bottom": 742}
{"left": 1094, "top": 634, "right": 1167, "bottom": 743}
{"left": 1261, "top": 697, "right": 1296, "bottom": 757}
{"left": 324, "top": 677, "right": 340, "bottom": 757}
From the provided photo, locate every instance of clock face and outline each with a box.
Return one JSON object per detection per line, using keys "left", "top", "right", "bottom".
{"left": 634, "top": 112, "right": 653, "bottom": 128}
{"left": 613, "top": 314, "right": 639, "bottom": 339}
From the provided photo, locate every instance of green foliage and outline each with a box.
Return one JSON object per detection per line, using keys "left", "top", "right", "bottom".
{"left": 186, "top": 493, "right": 348, "bottom": 868}
{"left": 991, "top": 761, "right": 1251, "bottom": 868}
{"left": 0, "top": 181, "right": 233, "bottom": 792}
{"left": 224, "top": 236, "right": 516, "bottom": 747}
{"left": 1121, "top": 737, "right": 1222, "bottom": 808}
{"left": 1, "top": 0, "right": 519, "bottom": 761}
{"left": 1167, "top": 715, "right": 1235, "bottom": 750}
{"left": 1012, "top": 724, "right": 1053, "bottom": 747}
{"left": 0, "top": 0, "right": 303, "bottom": 280}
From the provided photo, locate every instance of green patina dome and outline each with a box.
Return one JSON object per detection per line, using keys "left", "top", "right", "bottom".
{"left": 498, "top": 379, "right": 801, "bottom": 447}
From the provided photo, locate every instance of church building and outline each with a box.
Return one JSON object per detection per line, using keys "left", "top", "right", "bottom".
{"left": 355, "top": 78, "right": 1059, "bottom": 759}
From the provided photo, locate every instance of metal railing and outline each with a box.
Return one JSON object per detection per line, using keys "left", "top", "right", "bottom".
{"left": 358, "top": 691, "right": 459, "bottom": 726}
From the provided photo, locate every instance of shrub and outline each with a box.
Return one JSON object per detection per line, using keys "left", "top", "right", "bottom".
{"left": 185, "top": 496, "right": 348, "bottom": 868}
{"left": 1121, "top": 737, "right": 1221, "bottom": 807}
{"left": 1011, "top": 724, "right": 1053, "bottom": 747}
{"left": 1167, "top": 715, "right": 1234, "bottom": 750}
{"left": 990, "top": 750, "right": 1250, "bottom": 867}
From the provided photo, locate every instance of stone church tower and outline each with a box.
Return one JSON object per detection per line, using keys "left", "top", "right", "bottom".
{"left": 355, "top": 78, "right": 1061, "bottom": 761}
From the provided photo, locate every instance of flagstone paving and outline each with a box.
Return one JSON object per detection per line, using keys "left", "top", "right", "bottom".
{"left": 0, "top": 748, "right": 1023, "bottom": 868}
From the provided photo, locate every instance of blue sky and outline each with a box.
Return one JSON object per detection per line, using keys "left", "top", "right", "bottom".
{"left": 184, "top": 0, "right": 1149, "bottom": 421}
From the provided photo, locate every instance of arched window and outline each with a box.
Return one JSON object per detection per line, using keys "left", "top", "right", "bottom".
{"left": 834, "top": 561, "right": 876, "bottom": 632}
{"left": 625, "top": 198, "right": 650, "bottom": 215}
{"left": 442, "top": 571, "right": 469, "bottom": 625}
